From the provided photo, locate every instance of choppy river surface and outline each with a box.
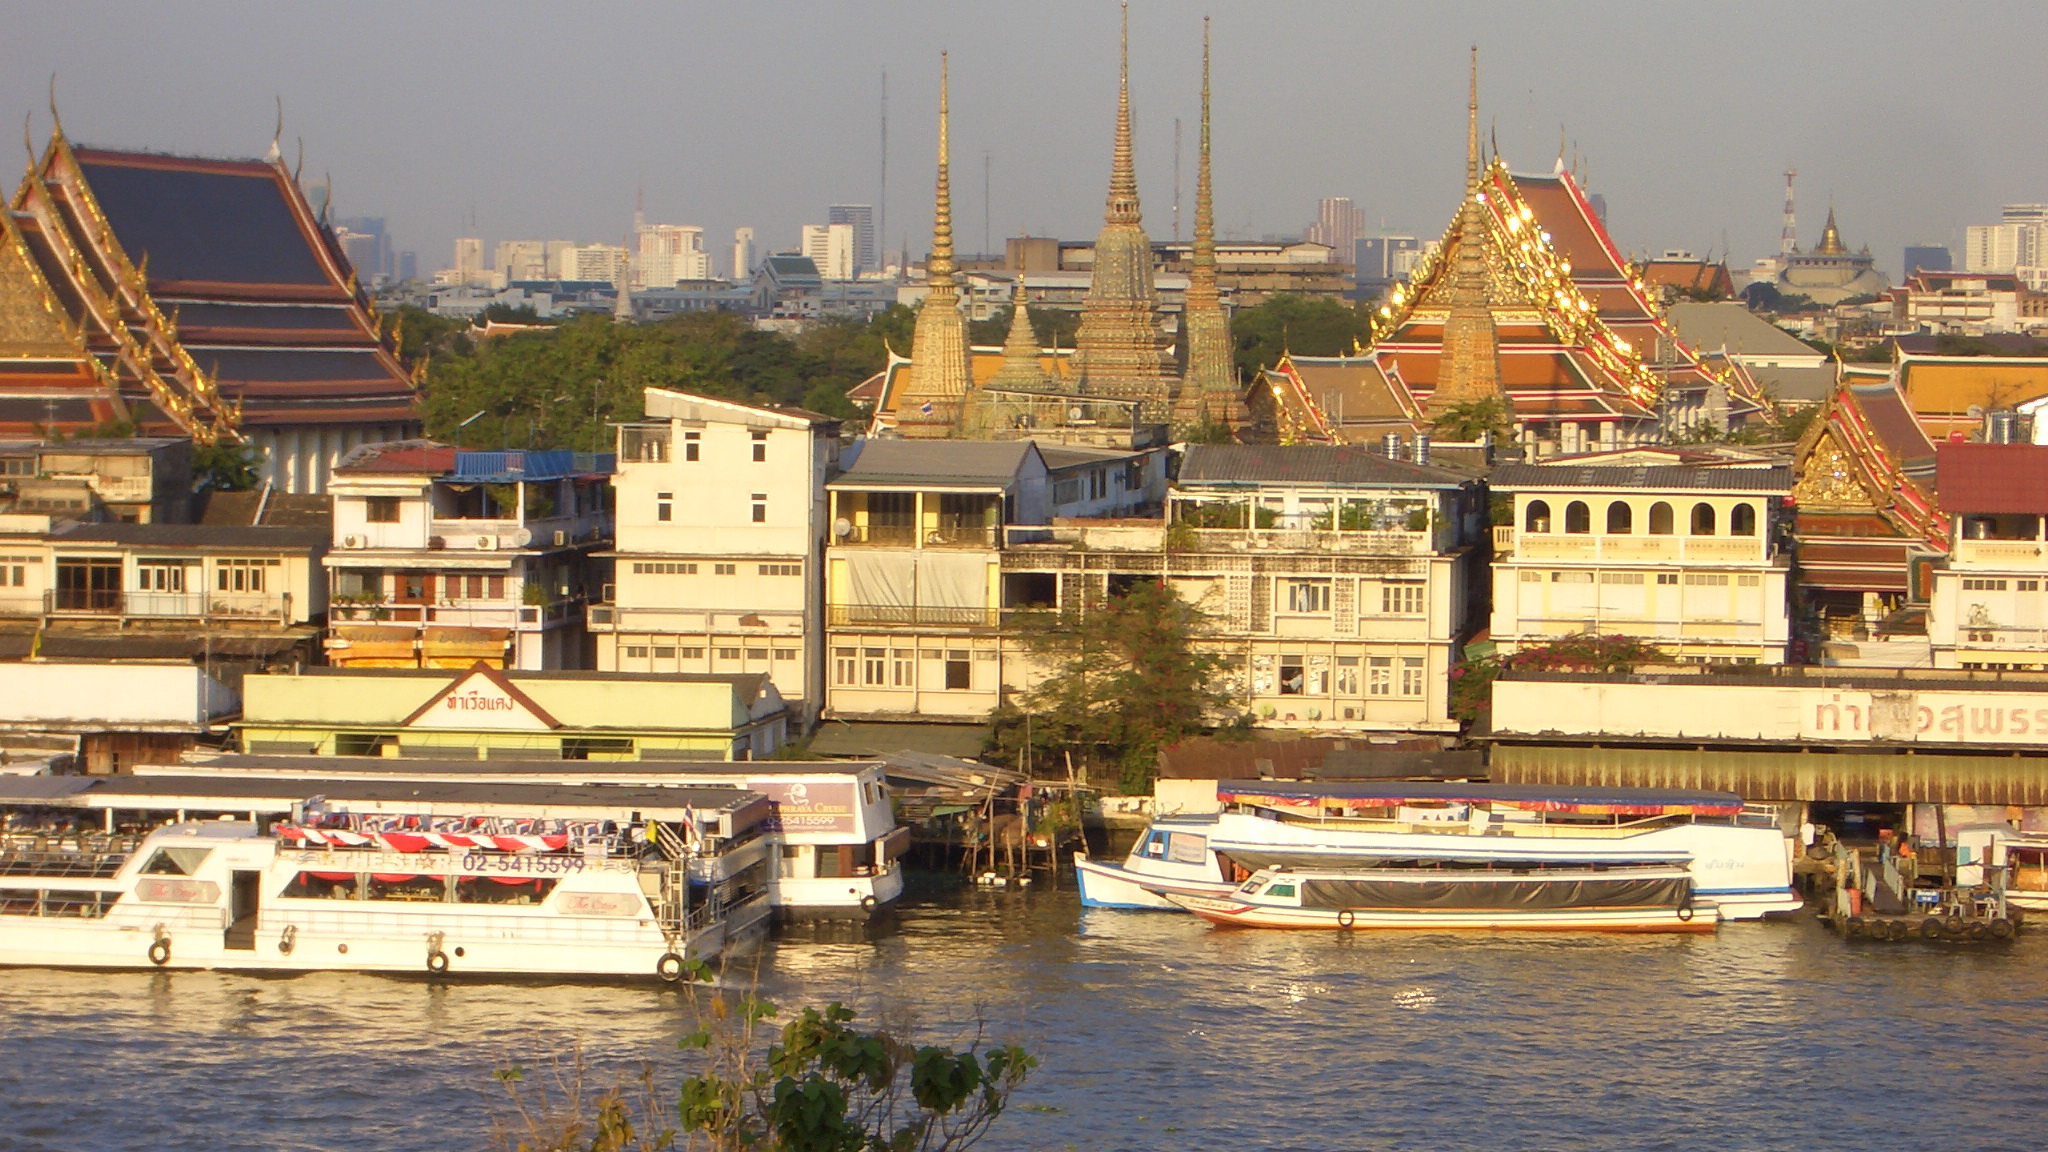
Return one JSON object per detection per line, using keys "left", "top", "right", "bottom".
{"left": 4, "top": 880, "right": 2047, "bottom": 1152}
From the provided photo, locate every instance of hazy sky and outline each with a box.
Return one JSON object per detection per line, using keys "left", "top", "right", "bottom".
{"left": 7, "top": 1, "right": 2043, "bottom": 280}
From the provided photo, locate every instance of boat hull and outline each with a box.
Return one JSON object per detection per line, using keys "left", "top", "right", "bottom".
{"left": 1166, "top": 892, "right": 1712, "bottom": 933}
{"left": 1075, "top": 854, "right": 1236, "bottom": 909}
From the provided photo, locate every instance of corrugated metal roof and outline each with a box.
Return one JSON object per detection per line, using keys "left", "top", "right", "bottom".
{"left": 1936, "top": 442, "right": 2048, "bottom": 515}
{"left": 1178, "top": 445, "right": 1470, "bottom": 489}
{"left": 1489, "top": 463, "right": 1791, "bottom": 493}
{"left": 831, "top": 439, "right": 1038, "bottom": 488}
{"left": 53, "top": 522, "right": 327, "bottom": 549}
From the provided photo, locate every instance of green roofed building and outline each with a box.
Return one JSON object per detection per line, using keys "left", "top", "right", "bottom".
{"left": 236, "top": 663, "right": 788, "bottom": 762}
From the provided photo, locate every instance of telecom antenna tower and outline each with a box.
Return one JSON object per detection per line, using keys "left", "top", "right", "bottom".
{"left": 1780, "top": 168, "right": 1798, "bottom": 257}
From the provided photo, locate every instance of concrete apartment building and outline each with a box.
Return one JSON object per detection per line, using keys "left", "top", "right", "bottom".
{"left": 1928, "top": 442, "right": 2048, "bottom": 670}
{"left": 591, "top": 389, "right": 842, "bottom": 728}
{"left": 999, "top": 444, "right": 1485, "bottom": 732}
{"left": 324, "top": 442, "right": 615, "bottom": 671}
{"left": 821, "top": 439, "right": 1167, "bottom": 724}
{"left": 1488, "top": 462, "right": 1793, "bottom": 664}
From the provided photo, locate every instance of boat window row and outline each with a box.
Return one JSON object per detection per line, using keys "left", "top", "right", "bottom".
{"left": 1523, "top": 500, "right": 1757, "bottom": 537}
{"left": 0, "top": 888, "right": 116, "bottom": 918}
{"left": 280, "top": 871, "right": 561, "bottom": 905}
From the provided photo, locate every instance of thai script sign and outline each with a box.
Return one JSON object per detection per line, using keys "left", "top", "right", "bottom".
{"left": 1804, "top": 690, "right": 2048, "bottom": 745}
{"left": 277, "top": 849, "right": 634, "bottom": 876}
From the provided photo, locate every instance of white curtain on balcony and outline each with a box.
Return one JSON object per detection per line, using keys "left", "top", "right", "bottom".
{"left": 916, "top": 553, "right": 987, "bottom": 609}
{"left": 846, "top": 553, "right": 915, "bottom": 609}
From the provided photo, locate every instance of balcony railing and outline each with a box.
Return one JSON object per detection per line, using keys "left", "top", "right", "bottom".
{"left": 1180, "top": 526, "right": 1434, "bottom": 555}
{"left": 1493, "top": 528, "right": 1771, "bottom": 564}
{"left": 828, "top": 603, "right": 998, "bottom": 628}
{"left": 40, "top": 589, "right": 294, "bottom": 623}
{"left": 837, "top": 521, "right": 997, "bottom": 547}
{"left": 331, "top": 597, "right": 584, "bottom": 629}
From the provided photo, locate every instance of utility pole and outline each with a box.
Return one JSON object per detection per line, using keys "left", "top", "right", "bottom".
{"left": 1173, "top": 117, "right": 1182, "bottom": 242}
{"left": 983, "top": 151, "right": 992, "bottom": 258}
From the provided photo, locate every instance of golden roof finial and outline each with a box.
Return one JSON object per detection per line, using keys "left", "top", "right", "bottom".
{"left": 927, "top": 51, "right": 955, "bottom": 287}
{"left": 47, "top": 75, "right": 62, "bottom": 142}
{"left": 1106, "top": 1, "right": 1140, "bottom": 225}
{"left": 1466, "top": 46, "right": 1479, "bottom": 193}
{"left": 268, "top": 96, "right": 283, "bottom": 165}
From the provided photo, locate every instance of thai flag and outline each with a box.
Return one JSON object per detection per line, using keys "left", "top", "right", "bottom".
{"left": 920, "top": 402, "right": 934, "bottom": 415}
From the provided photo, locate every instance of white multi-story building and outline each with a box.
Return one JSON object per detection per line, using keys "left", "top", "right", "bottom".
{"left": 590, "top": 390, "right": 843, "bottom": 727}
{"left": 1928, "top": 442, "right": 2048, "bottom": 670}
{"left": 733, "top": 228, "right": 756, "bottom": 282}
{"left": 827, "top": 206, "right": 875, "bottom": 273}
{"left": 1489, "top": 462, "right": 1793, "bottom": 664}
{"left": 801, "top": 223, "right": 857, "bottom": 281}
{"left": 1001, "top": 444, "right": 1486, "bottom": 732}
{"left": 325, "top": 443, "right": 615, "bottom": 671}
{"left": 452, "top": 237, "right": 484, "bottom": 285}
{"left": 634, "top": 224, "right": 712, "bottom": 289}
{"left": 559, "top": 244, "right": 631, "bottom": 285}
{"left": 823, "top": 440, "right": 1168, "bottom": 724}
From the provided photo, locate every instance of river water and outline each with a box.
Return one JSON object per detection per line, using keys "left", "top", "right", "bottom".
{"left": 3, "top": 879, "right": 2045, "bottom": 1152}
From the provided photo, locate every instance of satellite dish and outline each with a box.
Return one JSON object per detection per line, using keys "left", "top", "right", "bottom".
{"left": 511, "top": 527, "right": 534, "bottom": 547}
{"left": 833, "top": 518, "right": 853, "bottom": 539}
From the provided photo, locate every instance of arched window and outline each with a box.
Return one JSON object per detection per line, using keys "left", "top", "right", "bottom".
{"left": 1606, "top": 502, "right": 1633, "bottom": 534}
{"left": 1690, "top": 503, "right": 1717, "bottom": 535}
{"left": 1730, "top": 503, "right": 1757, "bottom": 536}
{"left": 1564, "top": 501, "right": 1591, "bottom": 534}
{"left": 1648, "top": 502, "right": 1674, "bottom": 535}
{"left": 1525, "top": 499, "right": 1551, "bottom": 533}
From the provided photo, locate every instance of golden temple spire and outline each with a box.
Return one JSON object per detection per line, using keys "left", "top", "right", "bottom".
{"left": 1816, "top": 206, "right": 1846, "bottom": 256}
{"left": 928, "top": 52, "right": 955, "bottom": 287}
{"left": 1178, "top": 14, "right": 1240, "bottom": 425}
{"left": 1106, "top": 1, "right": 1140, "bottom": 226}
{"left": 1466, "top": 45, "right": 1480, "bottom": 193}
{"left": 1434, "top": 45, "right": 1502, "bottom": 414}
{"left": 988, "top": 276, "right": 1047, "bottom": 391}
{"left": 898, "top": 52, "right": 973, "bottom": 435}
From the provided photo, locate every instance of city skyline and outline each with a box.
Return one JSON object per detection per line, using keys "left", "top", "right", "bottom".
{"left": 5, "top": 1, "right": 2042, "bottom": 280}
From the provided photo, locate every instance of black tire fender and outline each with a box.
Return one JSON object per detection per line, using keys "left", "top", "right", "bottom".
{"left": 1918, "top": 918, "right": 1944, "bottom": 940}
{"left": 860, "top": 894, "right": 877, "bottom": 913}
{"left": 1990, "top": 917, "right": 2016, "bottom": 940}
{"left": 147, "top": 939, "right": 171, "bottom": 967}
{"left": 656, "top": 951, "right": 686, "bottom": 983}
{"left": 426, "top": 949, "right": 451, "bottom": 975}
{"left": 1336, "top": 909, "right": 1356, "bottom": 930}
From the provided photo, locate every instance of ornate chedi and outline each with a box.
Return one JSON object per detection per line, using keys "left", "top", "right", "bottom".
{"left": 985, "top": 277, "right": 1048, "bottom": 393}
{"left": 1431, "top": 47, "right": 1502, "bottom": 413}
{"left": 893, "top": 53, "right": 973, "bottom": 440}
{"left": 1172, "top": 17, "right": 1246, "bottom": 435}
{"left": 1072, "top": 2, "right": 1175, "bottom": 410}
{"left": 1777, "top": 206, "right": 1887, "bottom": 306}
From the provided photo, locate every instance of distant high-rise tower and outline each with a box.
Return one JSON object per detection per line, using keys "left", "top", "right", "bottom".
{"left": 453, "top": 237, "right": 484, "bottom": 285}
{"left": 828, "top": 204, "right": 877, "bottom": 274}
{"left": 1779, "top": 168, "right": 1799, "bottom": 258}
{"left": 801, "top": 223, "right": 858, "bottom": 280}
{"left": 733, "top": 227, "right": 756, "bottom": 281}
{"left": 1306, "top": 198, "right": 1366, "bottom": 255}
{"left": 1073, "top": 2, "right": 1175, "bottom": 406}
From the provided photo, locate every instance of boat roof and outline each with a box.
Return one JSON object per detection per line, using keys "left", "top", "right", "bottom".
{"left": 1216, "top": 780, "right": 1745, "bottom": 817}
{"left": 0, "top": 773, "right": 765, "bottom": 822}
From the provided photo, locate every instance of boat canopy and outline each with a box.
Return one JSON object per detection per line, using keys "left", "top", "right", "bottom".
{"left": 1215, "top": 780, "right": 1744, "bottom": 818}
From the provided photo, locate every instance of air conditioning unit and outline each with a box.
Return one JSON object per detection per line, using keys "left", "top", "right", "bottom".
{"left": 341, "top": 535, "right": 365, "bottom": 549}
{"left": 475, "top": 535, "right": 497, "bottom": 551}
{"left": 553, "top": 530, "right": 568, "bottom": 547}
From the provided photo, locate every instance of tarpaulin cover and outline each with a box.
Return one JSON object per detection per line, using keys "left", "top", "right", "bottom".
{"left": 1217, "top": 780, "right": 1743, "bottom": 817}
{"left": 1300, "top": 872, "right": 1691, "bottom": 911}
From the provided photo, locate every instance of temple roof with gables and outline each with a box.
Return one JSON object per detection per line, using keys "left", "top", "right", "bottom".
{"left": 1790, "top": 374, "right": 1947, "bottom": 596}
{"left": 1, "top": 128, "right": 417, "bottom": 443}
{"left": 1261, "top": 145, "right": 1764, "bottom": 446}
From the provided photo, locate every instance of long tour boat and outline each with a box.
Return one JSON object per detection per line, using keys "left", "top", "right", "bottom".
{"left": 1081, "top": 781, "right": 1803, "bottom": 922}
{"left": 1167, "top": 863, "right": 1712, "bottom": 933}
{"left": 0, "top": 783, "right": 775, "bottom": 980}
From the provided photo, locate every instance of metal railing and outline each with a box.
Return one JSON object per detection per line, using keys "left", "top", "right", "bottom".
{"left": 838, "top": 522, "right": 997, "bottom": 547}
{"left": 1494, "top": 528, "right": 1772, "bottom": 564}
{"left": 828, "top": 603, "right": 999, "bottom": 628}
{"left": 42, "top": 589, "right": 294, "bottom": 623}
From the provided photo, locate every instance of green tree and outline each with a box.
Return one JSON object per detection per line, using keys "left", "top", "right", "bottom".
{"left": 492, "top": 980, "right": 1034, "bottom": 1152}
{"left": 1430, "top": 395, "right": 1511, "bottom": 443}
{"left": 192, "top": 441, "right": 262, "bottom": 491}
{"left": 1229, "top": 293, "right": 1371, "bottom": 380}
{"left": 1450, "top": 634, "right": 1666, "bottom": 728}
{"left": 993, "top": 579, "right": 1237, "bottom": 792}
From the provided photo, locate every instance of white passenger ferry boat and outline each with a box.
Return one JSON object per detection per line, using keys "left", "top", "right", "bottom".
{"left": 0, "top": 780, "right": 773, "bottom": 979}
{"left": 162, "top": 755, "right": 909, "bottom": 919}
{"left": 1168, "top": 863, "right": 1711, "bottom": 933}
{"left": 1081, "top": 781, "right": 1803, "bottom": 922}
